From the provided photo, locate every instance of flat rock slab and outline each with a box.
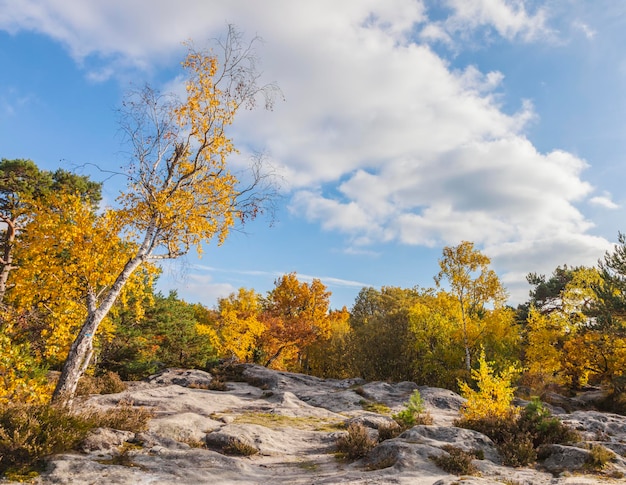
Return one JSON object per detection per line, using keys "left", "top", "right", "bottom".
{"left": 17, "top": 365, "right": 626, "bottom": 485}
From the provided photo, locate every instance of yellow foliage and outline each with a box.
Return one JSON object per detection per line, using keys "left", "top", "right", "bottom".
{"left": 9, "top": 192, "right": 157, "bottom": 365}
{"left": 260, "top": 273, "right": 332, "bottom": 370}
{"left": 524, "top": 306, "right": 568, "bottom": 381}
{"left": 435, "top": 241, "right": 508, "bottom": 372}
{"left": 459, "top": 350, "right": 519, "bottom": 421}
{"left": 116, "top": 46, "right": 243, "bottom": 259}
{"left": 305, "top": 307, "right": 353, "bottom": 378}
{"left": 215, "top": 288, "right": 265, "bottom": 362}
{"left": 0, "top": 319, "right": 52, "bottom": 405}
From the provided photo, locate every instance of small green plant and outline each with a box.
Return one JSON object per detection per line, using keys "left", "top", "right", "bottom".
{"left": 392, "top": 390, "right": 433, "bottom": 429}
{"left": 336, "top": 422, "right": 377, "bottom": 460}
{"left": 430, "top": 445, "right": 479, "bottom": 475}
{"left": 584, "top": 444, "right": 614, "bottom": 471}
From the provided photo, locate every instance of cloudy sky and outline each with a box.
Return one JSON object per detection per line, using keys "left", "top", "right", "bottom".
{"left": 1, "top": 0, "right": 625, "bottom": 309}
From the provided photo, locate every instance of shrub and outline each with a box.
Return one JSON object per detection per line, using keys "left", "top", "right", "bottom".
{"left": 430, "top": 445, "right": 478, "bottom": 475}
{"left": 584, "top": 444, "right": 614, "bottom": 471}
{"left": 0, "top": 400, "right": 152, "bottom": 478}
{"left": 392, "top": 390, "right": 433, "bottom": 429}
{"left": 518, "top": 398, "right": 579, "bottom": 447}
{"left": 456, "top": 398, "right": 578, "bottom": 467}
{"left": 222, "top": 437, "right": 258, "bottom": 456}
{"left": 208, "top": 376, "right": 229, "bottom": 391}
{"left": 497, "top": 432, "right": 537, "bottom": 467}
{"left": 458, "top": 350, "right": 519, "bottom": 422}
{"left": 336, "top": 422, "right": 377, "bottom": 460}
{"left": 87, "top": 400, "right": 153, "bottom": 432}
{"left": 76, "top": 371, "right": 127, "bottom": 396}
{"left": 377, "top": 421, "right": 402, "bottom": 442}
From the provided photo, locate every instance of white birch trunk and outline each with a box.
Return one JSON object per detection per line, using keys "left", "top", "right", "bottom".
{"left": 51, "top": 251, "right": 148, "bottom": 406}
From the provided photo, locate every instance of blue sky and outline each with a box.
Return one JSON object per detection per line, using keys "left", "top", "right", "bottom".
{"left": 1, "top": 0, "right": 625, "bottom": 309}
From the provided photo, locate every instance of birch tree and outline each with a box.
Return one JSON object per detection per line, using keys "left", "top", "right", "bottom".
{"left": 435, "top": 241, "right": 506, "bottom": 372}
{"left": 52, "top": 27, "right": 279, "bottom": 404}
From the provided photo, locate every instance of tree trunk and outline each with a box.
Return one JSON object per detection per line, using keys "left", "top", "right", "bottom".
{"left": 50, "top": 313, "right": 99, "bottom": 405}
{"left": 264, "top": 345, "right": 287, "bottom": 368}
{"left": 460, "top": 296, "right": 471, "bottom": 372}
{"left": 0, "top": 218, "right": 16, "bottom": 303}
{"left": 51, "top": 253, "right": 146, "bottom": 406}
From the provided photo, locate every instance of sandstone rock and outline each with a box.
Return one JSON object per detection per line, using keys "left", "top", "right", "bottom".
{"left": 149, "top": 411, "right": 222, "bottom": 443}
{"left": 79, "top": 428, "right": 135, "bottom": 453}
{"left": 539, "top": 444, "right": 594, "bottom": 473}
{"left": 145, "top": 368, "right": 214, "bottom": 388}
{"left": 401, "top": 424, "right": 500, "bottom": 463}
{"left": 19, "top": 366, "right": 626, "bottom": 485}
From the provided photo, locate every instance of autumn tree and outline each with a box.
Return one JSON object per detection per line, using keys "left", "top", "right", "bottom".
{"left": 520, "top": 264, "right": 626, "bottom": 392}
{"left": 11, "top": 191, "right": 157, "bottom": 370}
{"left": 349, "top": 286, "right": 421, "bottom": 381}
{"left": 408, "top": 289, "right": 465, "bottom": 388}
{"left": 458, "top": 349, "right": 519, "bottom": 421}
{"left": 52, "top": 27, "right": 279, "bottom": 404}
{"left": 214, "top": 287, "right": 265, "bottom": 362}
{"left": 516, "top": 265, "right": 577, "bottom": 323}
{"left": 259, "top": 273, "right": 332, "bottom": 370}
{"left": 0, "top": 159, "right": 100, "bottom": 302}
{"left": 305, "top": 306, "right": 352, "bottom": 378}
{"left": 435, "top": 241, "right": 507, "bottom": 372}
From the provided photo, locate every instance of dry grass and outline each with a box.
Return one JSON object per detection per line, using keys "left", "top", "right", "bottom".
{"left": 0, "top": 400, "right": 152, "bottom": 479}
{"left": 430, "top": 445, "right": 480, "bottom": 476}
{"left": 76, "top": 371, "right": 127, "bottom": 396}
{"left": 222, "top": 437, "right": 258, "bottom": 456}
{"left": 233, "top": 412, "right": 343, "bottom": 431}
{"left": 336, "top": 422, "right": 377, "bottom": 460}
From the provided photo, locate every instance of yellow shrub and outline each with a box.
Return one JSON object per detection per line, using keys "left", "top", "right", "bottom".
{"left": 459, "top": 350, "right": 519, "bottom": 421}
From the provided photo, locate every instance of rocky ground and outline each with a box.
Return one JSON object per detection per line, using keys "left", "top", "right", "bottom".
{"left": 13, "top": 365, "right": 626, "bottom": 484}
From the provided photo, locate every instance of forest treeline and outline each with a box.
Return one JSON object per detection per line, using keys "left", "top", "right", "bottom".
{"left": 3, "top": 155, "right": 626, "bottom": 410}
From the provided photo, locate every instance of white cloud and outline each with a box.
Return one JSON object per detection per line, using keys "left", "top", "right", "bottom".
{"left": 571, "top": 20, "right": 596, "bottom": 40}
{"left": 0, "top": 0, "right": 613, "bottom": 304}
{"left": 589, "top": 193, "right": 620, "bottom": 209}
{"left": 157, "top": 272, "right": 235, "bottom": 305}
{"left": 441, "top": 0, "right": 552, "bottom": 42}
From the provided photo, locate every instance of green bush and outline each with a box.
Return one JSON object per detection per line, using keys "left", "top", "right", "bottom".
{"left": 336, "top": 422, "right": 377, "bottom": 460}
{"left": 518, "top": 398, "right": 579, "bottom": 447}
{"left": 0, "top": 401, "right": 152, "bottom": 478}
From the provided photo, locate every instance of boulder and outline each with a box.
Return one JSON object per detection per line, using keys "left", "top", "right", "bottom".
{"left": 145, "top": 368, "right": 214, "bottom": 388}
